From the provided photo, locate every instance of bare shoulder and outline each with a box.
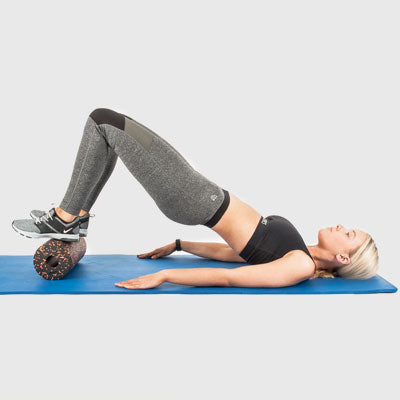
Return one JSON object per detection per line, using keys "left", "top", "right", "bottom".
{"left": 283, "top": 249, "right": 316, "bottom": 277}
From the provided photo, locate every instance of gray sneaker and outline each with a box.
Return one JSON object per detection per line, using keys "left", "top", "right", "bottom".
{"left": 12, "top": 208, "right": 80, "bottom": 242}
{"left": 30, "top": 208, "right": 94, "bottom": 237}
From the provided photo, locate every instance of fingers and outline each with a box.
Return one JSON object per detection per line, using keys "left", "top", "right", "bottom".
{"left": 115, "top": 278, "right": 137, "bottom": 289}
{"left": 137, "top": 252, "right": 152, "bottom": 258}
{"left": 137, "top": 249, "right": 157, "bottom": 258}
{"left": 115, "top": 279, "right": 131, "bottom": 286}
{"left": 137, "top": 253, "right": 154, "bottom": 258}
{"left": 137, "top": 253, "right": 158, "bottom": 259}
{"left": 115, "top": 277, "right": 146, "bottom": 289}
{"left": 137, "top": 250, "right": 163, "bottom": 259}
{"left": 137, "top": 243, "right": 175, "bottom": 259}
{"left": 115, "top": 284, "right": 135, "bottom": 289}
{"left": 115, "top": 282, "right": 135, "bottom": 289}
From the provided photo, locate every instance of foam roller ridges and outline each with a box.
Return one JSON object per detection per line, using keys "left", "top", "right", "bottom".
{"left": 33, "top": 237, "right": 87, "bottom": 280}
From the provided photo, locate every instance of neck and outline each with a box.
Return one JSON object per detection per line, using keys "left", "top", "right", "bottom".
{"left": 306, "top": 245, "right": 335, "bottom": 272}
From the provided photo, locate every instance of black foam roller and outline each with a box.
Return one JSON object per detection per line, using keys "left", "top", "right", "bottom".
{"left": 33, "top": 238, "right": 87, "bottom": 280}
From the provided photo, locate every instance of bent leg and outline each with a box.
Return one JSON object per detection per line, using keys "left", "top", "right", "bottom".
{"left": 61, "top": 108, "right": 230, "bottom": 226}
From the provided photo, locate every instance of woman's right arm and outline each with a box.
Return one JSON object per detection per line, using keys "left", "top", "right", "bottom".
{"left": 182, "top": 241, "right": 247, "bottom": 262}
{"left": 180, "top": 241, "right": 230, "bottom": 261}
{"left": 137, "top": 241, "right": 233, "bottom": 261}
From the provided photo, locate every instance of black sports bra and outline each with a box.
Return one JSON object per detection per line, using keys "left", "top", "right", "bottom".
{"left": 238, "top": 215, "right": 316, "bottom": 273}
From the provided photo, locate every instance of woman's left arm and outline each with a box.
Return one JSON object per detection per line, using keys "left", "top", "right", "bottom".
{"left": 115, "top": 268, "right": 229, "bottom": 289}
{"left": 115, "top": 250, "right": 314, "bottom": 289}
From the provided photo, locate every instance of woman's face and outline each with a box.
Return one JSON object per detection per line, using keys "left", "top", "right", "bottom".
{"left": 318, "top": 224, "right": 368, "bottom": 259}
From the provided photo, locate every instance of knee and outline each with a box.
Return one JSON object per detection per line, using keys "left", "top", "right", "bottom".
{"left": 89, "top": 108, "right": 125, "bottom": 130}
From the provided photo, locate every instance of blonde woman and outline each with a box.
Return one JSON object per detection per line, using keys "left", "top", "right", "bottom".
{"left": 11, "top": 108, "right": 379, "bottom": 289}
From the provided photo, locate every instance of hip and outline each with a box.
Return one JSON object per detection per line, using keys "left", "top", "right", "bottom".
{"left": 210, "top": 192, "right": 263, "bottom": 255}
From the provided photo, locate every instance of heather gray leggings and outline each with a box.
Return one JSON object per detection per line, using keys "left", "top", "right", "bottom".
{"left": 59, "top": 108, "right": 230, "bottom": 227}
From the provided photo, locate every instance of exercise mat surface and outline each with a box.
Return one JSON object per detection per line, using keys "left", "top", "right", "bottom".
{"left": 0, "top": 254, "right": 397, "bottom": 294}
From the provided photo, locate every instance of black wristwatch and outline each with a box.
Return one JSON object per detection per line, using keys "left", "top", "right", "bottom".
{"left": 175, "top": 239, "right": 182, "bottom": 251}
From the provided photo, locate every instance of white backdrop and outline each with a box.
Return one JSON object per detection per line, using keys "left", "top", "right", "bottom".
{"left": 1, "top": 0, "right": 399, "bottom": 398}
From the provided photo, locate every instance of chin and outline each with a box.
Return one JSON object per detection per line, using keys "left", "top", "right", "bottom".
{"left": 317, "top": 227, "right": 330, "bottom": 244}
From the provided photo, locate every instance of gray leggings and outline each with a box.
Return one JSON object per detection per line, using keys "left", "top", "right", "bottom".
{"left": 59, "top": 108, "right": 230, "bottom": 227}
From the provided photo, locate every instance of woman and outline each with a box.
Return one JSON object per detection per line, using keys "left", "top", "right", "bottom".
{"left": 12, "top": 108, "right": 379, "bottom": 289}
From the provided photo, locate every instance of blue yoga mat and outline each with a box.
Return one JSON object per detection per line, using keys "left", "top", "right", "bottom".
{"left": 0, "top": 254, "right": 397, "bottom": 295}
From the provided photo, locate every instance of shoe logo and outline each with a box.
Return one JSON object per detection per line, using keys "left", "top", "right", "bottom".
{"left": 63, "top": 227, "right": 73, "bottom": 233}
{"left": 210, "top": 194, "right": 218, "bottom": 201}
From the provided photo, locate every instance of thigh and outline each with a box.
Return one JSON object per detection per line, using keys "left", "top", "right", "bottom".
{"left": 146, "top": 135, "right": 226, "bottom": 225}
{"left": 101, "top": 118, "right": 226, "bottom": 225}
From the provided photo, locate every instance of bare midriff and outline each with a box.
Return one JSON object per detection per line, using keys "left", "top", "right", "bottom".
{"left": 210, "top": 192, "right": 262, "bottom": 255}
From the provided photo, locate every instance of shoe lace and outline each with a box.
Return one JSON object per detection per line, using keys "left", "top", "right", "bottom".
{"left": 34, "top": 202, "right": 56, "bottom": 224}
{"left": 33, "top": 202, "right": 96, "bottom": 224}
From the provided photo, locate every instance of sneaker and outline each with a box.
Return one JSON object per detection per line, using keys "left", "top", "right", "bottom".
{"left": 12, "top": 207, "right": 80, "bottom": 242}
{"left": 30, "top": 209, "right": 94, "bottom": 237}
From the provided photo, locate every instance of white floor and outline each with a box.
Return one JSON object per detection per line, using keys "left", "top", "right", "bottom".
{"left": 0, "top": 293, "right": 398, "bottom": 399}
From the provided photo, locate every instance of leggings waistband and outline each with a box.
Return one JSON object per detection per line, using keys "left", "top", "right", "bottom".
{"left": 203, "top": 189, "right": 230, "bottom": 228}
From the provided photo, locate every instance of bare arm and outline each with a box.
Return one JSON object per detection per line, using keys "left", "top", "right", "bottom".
{"left": 225, "top": 251, "right": 315, "bottom": 287}
{"left": 137, "top": 240, "right": 245, "bottom": 262}
{"left": 180, "top": 240, "right": 233, "bottom": 261}
{"left": 160, "top": 250, "right": 315, "bottom": 288}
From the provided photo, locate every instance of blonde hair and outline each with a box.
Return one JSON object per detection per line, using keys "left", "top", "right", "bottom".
{"left": 309, "top": 234, "right": 379, "bottom": 280}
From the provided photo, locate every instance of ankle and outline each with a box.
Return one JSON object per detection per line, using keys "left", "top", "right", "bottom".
{"left": 55, "top": 207, "right": 77, "bottom": 223}
{"left": 79, "top": 210, "right": 88, "bottom": 217}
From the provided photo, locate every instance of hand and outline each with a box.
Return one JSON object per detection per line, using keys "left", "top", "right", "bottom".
{"left": 115, "top": 271, "right": 166, "bottom": 289}
{"left": 137, "top": 242, "right": 177, "bottom": 259}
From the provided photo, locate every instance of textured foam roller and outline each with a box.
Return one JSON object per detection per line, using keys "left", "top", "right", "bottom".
{"left": 33, "top": 238, "right": 87, "bottom": 280}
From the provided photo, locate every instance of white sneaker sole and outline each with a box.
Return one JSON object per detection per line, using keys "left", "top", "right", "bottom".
{"left": 12, "top": 222, "right": 80, "bottom": 242}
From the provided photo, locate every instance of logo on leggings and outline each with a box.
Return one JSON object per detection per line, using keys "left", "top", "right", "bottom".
{"left": 261, "top": 217, "right": 268, "bottom": 225}
{"left": 210, "top": 194, "right": 218, "bottom": 201}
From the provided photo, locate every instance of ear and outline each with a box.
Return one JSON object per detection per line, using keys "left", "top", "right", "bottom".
{"left": 335, "top": 253, "right": 351, "bottom": 266}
